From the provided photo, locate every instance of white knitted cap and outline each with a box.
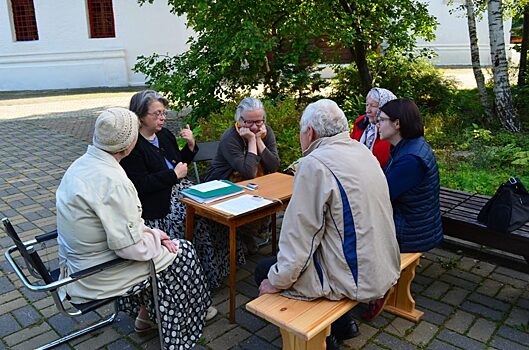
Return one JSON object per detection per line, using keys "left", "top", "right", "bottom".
{"left": 93, "top": 108, "right": 139, "bottom": 153}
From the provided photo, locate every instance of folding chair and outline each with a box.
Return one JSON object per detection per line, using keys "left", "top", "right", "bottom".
{"left": 2, "top": 217, "right": 162, "bottom": 350}
{"left": 192, "top": 141, "right": 220, "bottom": 183}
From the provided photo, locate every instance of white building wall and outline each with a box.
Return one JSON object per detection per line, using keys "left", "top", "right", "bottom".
{"left": 0, "top": 0, "right": 192, "bottom": 91}
{"left": 417, "top": 0, "right": 512, "bottom": 66}
{"left": 0, "top": 0, "right": 516, "bottom": 91}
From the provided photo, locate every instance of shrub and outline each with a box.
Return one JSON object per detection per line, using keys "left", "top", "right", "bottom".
{"left": 330, "top": 55, "right": 458, "bottom": 120}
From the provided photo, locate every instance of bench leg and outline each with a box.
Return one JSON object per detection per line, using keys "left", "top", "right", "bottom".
{"left": 384, "top": 257, "right": 424, "bottom": 322}
{"left": 280, "top": 326, "right": 330, "bottom": 350}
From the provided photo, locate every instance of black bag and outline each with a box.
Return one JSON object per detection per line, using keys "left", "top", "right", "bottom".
{"left": 477, "top": 177, "right": 529, "bottom": 233}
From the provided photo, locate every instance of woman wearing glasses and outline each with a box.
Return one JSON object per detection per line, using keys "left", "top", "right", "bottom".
{"left": 377, "top": 98, "right": 443, "bottom": 253}
{"left": 121, "top": 90, "right": 224, "bottom": 311}
{"left": 362, "top": 98, "right": 443, "bottom": 322}
{"left": 205, "top": 97, "right": 280, "bottom": 182}
{"left": 204, "top": 97, "right": 280, "bottom": 254}
{"left": 350, "top": 88, "right": 396, "bottom": 168}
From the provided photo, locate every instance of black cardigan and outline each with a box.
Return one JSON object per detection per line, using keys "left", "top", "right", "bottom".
{"left": 121, "top": 127, "right": 198, "bottom": 219}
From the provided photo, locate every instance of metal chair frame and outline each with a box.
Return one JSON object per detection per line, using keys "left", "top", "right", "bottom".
{"left": 2, "top": 217, "right": 162, "bottom": 350}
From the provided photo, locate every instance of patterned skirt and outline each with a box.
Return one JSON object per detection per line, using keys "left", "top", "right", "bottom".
{"left": 144, "top": 179, "right": 246, "bottom": 289}
{"left": 117, "top": 239, "right": 211, "bottom": 350}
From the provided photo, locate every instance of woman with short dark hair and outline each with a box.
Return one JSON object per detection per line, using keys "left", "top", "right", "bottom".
{"left": 121, "top": 90, "right": 242, "bottom": 295}
{"left": 377, "top": 98, "right": 443, "bottom": 253}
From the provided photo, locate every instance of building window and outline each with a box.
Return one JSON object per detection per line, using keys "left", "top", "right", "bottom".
{"left": 87, "top": 0, "right": 115, "bottom": 38}
{"left": 11, "top": 0, "right": 39, "bottom": 41}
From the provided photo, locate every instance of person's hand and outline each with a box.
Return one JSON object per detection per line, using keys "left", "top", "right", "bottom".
{"left": 154, "top": 229, "right": 179, "bottom": 254}
{"left": 238, "top": 126, "right": 256, "bottom": 142}
{"left": 174, "top": 162, "right": 188, "bottom": 179}
{"left": 259, "top": 279, "right": 280, "bottom": 296}
{"left": 180, "top": 124, "right": 195, "bottom": 150}
{"left": 255, "top": 124, "right": 267, "bottom": 140}
{"left": 161, "top": 238, "right": 178, "bottom": 254}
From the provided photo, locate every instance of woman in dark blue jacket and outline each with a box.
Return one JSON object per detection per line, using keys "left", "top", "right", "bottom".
{"left": 362, "top": 98, "right": 444, "bottom": 322}
{"left": 377, "top": 99, "right": 443, "bottom": 253}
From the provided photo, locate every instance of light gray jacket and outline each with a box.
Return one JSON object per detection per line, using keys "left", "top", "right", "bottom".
{"left": 268, "top": 132, "right": 400, "bottom": 302}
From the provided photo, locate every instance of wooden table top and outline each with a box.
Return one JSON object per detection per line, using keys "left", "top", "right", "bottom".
{"left": 180, "top": 172, "right": 294, "bottom": 219}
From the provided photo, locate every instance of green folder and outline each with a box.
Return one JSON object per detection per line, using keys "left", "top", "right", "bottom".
{"left": 182, "top": 180, "right": 243, "bottom": 199}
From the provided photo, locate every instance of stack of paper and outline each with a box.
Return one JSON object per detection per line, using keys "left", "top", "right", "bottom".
{"left": 211, "top": 194, "right": 273, "bottom": 215}
{"left": 181, "top": 180, "right": 244, "bottom": 204}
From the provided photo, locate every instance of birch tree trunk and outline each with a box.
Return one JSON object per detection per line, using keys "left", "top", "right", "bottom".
{"left": 487, "top": 0, "right": 521, "bottom": 131}
{"left": 518, "top": 4, "right": 529, "bottom": 86}
{"left": 466, "top": 0, "right": 493, "bottom": 123}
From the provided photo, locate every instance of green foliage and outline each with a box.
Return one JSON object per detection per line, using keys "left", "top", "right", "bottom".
{"left": 512, "top": 84, "right": 529, "bottom": 126}
{"left": 330, "top": 55, "right": 458, "bottom": 119}
{"left": 135, "top": 0, "right": 438, "bottom": 122}
{"left": 196, "top": 98, "right": 303, "bottom": 170}
{"left": 431, "top": 115, "right": 529, "bottom": 195}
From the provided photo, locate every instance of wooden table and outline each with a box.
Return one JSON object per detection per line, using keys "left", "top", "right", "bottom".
{"left": 181, "top": 172, "right": 294, "bottom": 322}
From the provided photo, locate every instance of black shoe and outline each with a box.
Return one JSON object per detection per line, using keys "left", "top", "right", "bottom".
{"left": 335, "top": 320, "right": 360, "bottom": 341}
{"left": 326, "top": 334, "right": 343, "bottom": 350}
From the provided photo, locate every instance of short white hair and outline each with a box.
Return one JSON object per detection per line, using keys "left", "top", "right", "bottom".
{"left": 234, "top": 97, "right": 266, "bottom": 122}
{"left": 300, "top": 99, "right": 349, "bottom": 138}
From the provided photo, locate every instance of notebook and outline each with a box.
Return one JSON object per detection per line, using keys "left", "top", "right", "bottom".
{"left": 181, "top": 180, "right": 244, "bottom": 203}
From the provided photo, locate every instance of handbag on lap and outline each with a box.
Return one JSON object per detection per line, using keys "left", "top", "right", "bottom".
{"left": 477, "top": 177, "right": 529, "bottom": 233}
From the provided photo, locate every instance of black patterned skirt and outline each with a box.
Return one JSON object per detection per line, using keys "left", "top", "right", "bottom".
{"left": 144, "top": 180, "right": 246, "bottom": 289}
{"left": 117, "top": 239, "right": 211, "bottom": 350}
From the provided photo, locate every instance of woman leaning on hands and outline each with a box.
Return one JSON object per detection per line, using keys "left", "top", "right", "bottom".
{"left": 56, "top": 108, "right": 211, "bottom": 349}
{"left": 204, "top": 97, "right": 280, "bottom": 182}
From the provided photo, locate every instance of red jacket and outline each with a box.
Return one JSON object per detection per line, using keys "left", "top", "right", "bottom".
{"left": 350, "top": 114, "right": 391, "bottom": 168}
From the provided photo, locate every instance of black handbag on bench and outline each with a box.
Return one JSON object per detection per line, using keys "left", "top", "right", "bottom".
{"left": 477, "top": 177, "right": 529, "bottom": 233}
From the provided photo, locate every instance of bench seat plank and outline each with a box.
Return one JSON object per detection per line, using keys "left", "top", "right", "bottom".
{"left": 246, "top": 253, "right": 423, "bottom": 349}
{"left": 246, "top": 293, "right": 357, "bottom": 341}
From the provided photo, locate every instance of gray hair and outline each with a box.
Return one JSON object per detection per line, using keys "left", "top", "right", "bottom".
{"left": 234, "top": 97, "right": 266, "bottom": 122}
{"left": 129, "top": 90, "right": 169, "bottom": 119}
{"left": 300, "top": 99, "right": 349, "bottom": 138}
{"left": 366, "top": 87, "right": 397, "bottom": 108}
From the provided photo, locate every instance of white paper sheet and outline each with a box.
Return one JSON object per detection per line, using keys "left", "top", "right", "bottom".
{"left": 211, "top": 194, "right": 273, "bottom": 215}
{"left": 190, "top": 180, "right": 230, "bottom": 192}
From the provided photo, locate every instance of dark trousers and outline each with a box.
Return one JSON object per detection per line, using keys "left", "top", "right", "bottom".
{"left": 254, "top": 257, "right": 355, "bottom": 338}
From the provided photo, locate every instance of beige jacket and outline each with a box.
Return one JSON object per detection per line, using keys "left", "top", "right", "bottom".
{"left": 57, "top": 146, "right": 176, "bottom": 303}
{"left": 268, "top": 132, "right": 400, "bottom": 302}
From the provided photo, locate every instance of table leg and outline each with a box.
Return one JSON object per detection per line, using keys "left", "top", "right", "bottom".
{"left": 271, "top": 213, "right": 277, "bottom": 255}
{"left": 229, "top": 224, "right": 237, "bottom": 323}
{"left": 185, "top": 205, "right": 196, "bottom": 242}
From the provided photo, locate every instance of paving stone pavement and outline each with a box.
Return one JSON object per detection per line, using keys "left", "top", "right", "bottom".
{"left": 1, "top": 88, "right": 529, "bottom": 349}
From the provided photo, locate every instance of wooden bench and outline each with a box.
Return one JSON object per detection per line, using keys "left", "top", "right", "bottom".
{"left": 439, "top": 187, "right": 529, "bottom": 266}
{"left": 246, "top": 252, "right": 423, "bottom": 350}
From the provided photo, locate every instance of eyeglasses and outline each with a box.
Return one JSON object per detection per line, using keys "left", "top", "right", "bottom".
{"left": 240, "top": 117, "right": 264, "bottom": 126}
{"left": 376, "top": 115, "right": 392, "bottom": 123}
{"left": 146, "top": 110, "right": 167, "bottom": 118}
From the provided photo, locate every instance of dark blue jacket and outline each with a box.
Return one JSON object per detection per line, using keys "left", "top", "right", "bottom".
{"left": 385, "top": 137, "right": 443, "bottom": 252}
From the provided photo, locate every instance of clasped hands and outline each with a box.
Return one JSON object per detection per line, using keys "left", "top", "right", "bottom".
{"left": 238, "top": 124, "right": 267, "bottom": 142}
{"left": 159, "top": 230, "right": 179, "bottom": 254}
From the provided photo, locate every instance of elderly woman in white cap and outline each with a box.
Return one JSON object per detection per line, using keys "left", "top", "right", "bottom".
{"left": 56, "top": 108, "right": 212, "bottom": 349}
{"left": 350, "top": 88, "right": 397, "bottom": 168}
